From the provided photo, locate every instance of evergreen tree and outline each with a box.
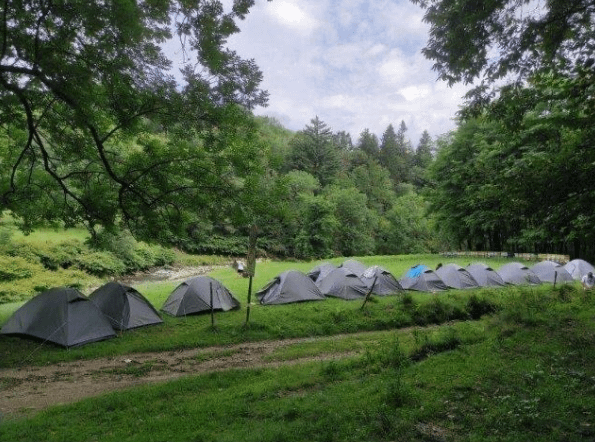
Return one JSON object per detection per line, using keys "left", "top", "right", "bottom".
{"left": 414, "top": 130, "right": 434, "bottom": 169}
{"left": 356, "top": 128, "right": 380, "bottom": 160}
{"left": 287, "top": 117, "right": 341, "bottom": 187}
{"left": 333, "top": 131, "right": 354, "bottom": 151}
{"left": 379, "top": 121, "right": 412, "bottom": 185}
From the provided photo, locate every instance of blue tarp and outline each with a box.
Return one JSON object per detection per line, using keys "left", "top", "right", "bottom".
{"left": 405, "top": 264, "right": 429, "bottom": 278}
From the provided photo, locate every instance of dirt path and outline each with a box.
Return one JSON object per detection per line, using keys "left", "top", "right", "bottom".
{"left": 0, "top": 336, "right": 357, "bottom": 419}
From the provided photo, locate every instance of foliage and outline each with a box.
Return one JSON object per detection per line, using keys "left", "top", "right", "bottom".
{"left": 379, "top": 121, "right": 413, "bottom": 185}
{"left": 287, "top": 117, "right": 342, "bottom": 186}
{"left": 0, "top": 255, "right": 40, "bottom": 282}
{"left": 293, "top": 194, "right": 338, "bottom": 259}
{"left": 412, "top": 0, "right": 595, "bottom": 103}
{"left": 323, "top": 185, "right": 377, "bottom": 256}
{"left": 428, "top": 67, "right": 595, "bottom": 259}
{"left": 75, "top": 251, "right": 128, "bottom": 277}
{"left": 0, "top": 0, "right": 268, "bottom": 243}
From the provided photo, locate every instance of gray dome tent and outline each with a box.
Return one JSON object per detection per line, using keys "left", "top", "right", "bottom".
{"left": 530, "top": 261, "right": 574, "bottom": 284}
{"left": 0, "top": 287, "right": 116, "bottom": 348}
{"left": 161, "top": 276, "right": 240, "bottom": 317}
{"left": 89, "top": 282, "right": 163, "bottom": 330}
{"left": 436, "top": 264, "right": 479, "bottom": 289}
{"left": 399, "top": 268, "right": 448, "bottom": 292}
{"left": 316, "top": 267, "right": 368, "bottom": 300}
{"left": 564, "top": 259, "right": 595, "bottom": 281}
{"left": 257, "top": 270, "right": 326, "bottom": 305}
{"left": 360, "top": 266, "right": 403, "bottom": 295}
{"left": 466, "top": 263, "right": 506, "bottom": 287}
{"left": 498, "top": 262, "right": 541, "bottom": 285}
{"left": 339, "top": 259, "right": 367, "bottom": 277}
{"left": 307, "top": 262, "right": 336, "bottom": 284}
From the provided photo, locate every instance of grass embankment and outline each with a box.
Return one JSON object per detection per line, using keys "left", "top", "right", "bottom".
{"left": 0, "top": 255, "right": 504, "bottom": 367}
{"left": 2, "top": 284, "right": 595, "bottom": 441}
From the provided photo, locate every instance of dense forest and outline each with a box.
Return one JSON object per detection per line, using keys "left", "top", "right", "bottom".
{"left": 1, "top": 0, "right": 594, "bottom": 261}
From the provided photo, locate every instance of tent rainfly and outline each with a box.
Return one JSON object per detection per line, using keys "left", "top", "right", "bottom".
{"left": 360, "top": 266, "right": 403, "bottom": 295}
{"left": 564, "top": 259, "right": 595, "bottom": 281}
{"left": 161, "top": 276, "right": 240, "bottom": 317}
{"left": 257, "top": 270, "right": 326, "bottom": 305}
{"left": 404, "top": 264, "right": 429, "bottom": 278}
{"left": 436, "top": 264, "right": 479, "bottom": 289}
{"left": 339, "top": 259, "right": 367, "bottom": 277}
{"left": 89, "top": 282, "right": 163, "bottom": 330}
{"left": 307, "top": 262, "right": 336, "bottom": 285}
{"left": 530, "top": 261, "right": 574, "bottom": 284}
{"left": 466, "top": 263, "right": 506, "bottom": 287}
{"left": 0, "top": 287, "right": 116, "bottom": 348}
{"left": 498, "top": 262, "right": 541, "bottom": 285}
{"left": 399, "top": 267, "right": 448, "bottom": 292}
{"left": 316, "top": 267, "right": 368, "bottom": 300}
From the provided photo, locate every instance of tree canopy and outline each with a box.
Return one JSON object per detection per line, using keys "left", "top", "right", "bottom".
{"left": 0, "top": 0, "right": 268, "bottom": 241}
{"left": 412, "top": 0, "right": 595, "bottom": 102}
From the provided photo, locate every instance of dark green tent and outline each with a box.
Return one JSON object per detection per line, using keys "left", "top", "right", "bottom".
{"left": 360, "top": 266, "right": 403, "bottom": 295}
{"left": 257, "top": 270, "right": 326, "bottom": 305}
{"left": 90, "top": 282, "right": 163, "bottom": 330}
{"left": 436, "top": 264, "right": 479, "bottom": 289}
{"left": 316, "top": 267, "right": 368, "bottom": 300}
{"left": 0, "top": 287, "right": 116, "bottom": 348}
{"left": 161, "top": 276, "right": 240, "bottom": 317}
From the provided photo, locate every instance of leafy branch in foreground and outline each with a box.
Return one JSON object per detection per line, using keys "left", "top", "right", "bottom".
{"left": 0, "top": 0, "right": 269, "bottom": 242}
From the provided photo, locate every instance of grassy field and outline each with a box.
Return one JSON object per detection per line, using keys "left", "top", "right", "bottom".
{"left": 1, "top": 282, "right": 594, "bottom": 441}
{"left": 1, "top": 249, "right": 594, "bottom": 441}
{"left": 1, "top": 254, "right": 512, "bottom": 366}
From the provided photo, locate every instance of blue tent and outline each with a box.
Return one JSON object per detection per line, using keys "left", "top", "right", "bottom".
{"left": 405, "top": 264, "right": 429, "bottom": 278}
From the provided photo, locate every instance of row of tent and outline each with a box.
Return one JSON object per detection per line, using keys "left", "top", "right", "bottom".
{"left": 0, "top": 278, "right": 241, "bottom": 348}
{"left": 256, "top": 258, "right": 595, "bottom": 304}
{"left": 2, "top": 259, "right": 593, "bottom": 348}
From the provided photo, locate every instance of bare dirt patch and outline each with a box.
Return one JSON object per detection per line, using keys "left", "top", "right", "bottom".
{"left": 0, "top": 337, "right": 356, "bottom": 419}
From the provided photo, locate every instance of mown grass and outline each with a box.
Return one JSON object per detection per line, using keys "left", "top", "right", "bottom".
{"left": 2, "top": 285, "right": 594, "bottom": 441}
{"left": 0, "top": 262, "right": 510, "bottom": 368}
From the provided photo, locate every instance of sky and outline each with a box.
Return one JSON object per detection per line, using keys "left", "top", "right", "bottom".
{"left": 220, "top": 0, "right": 472, "bottom": 145}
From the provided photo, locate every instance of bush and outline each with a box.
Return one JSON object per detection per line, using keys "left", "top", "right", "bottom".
{"left": 38, "top": 239, "right": 86, "bottom": 270}
{"left": 76, "top": 251, "right": 127, "bottom": 277}
{"left": 413, "top": 296, "right": 467, "bottom": 325}
{"left": 90, "top": 230, "right": 176, "bottom": 272}
{"left": 0, "top": 256, "right": 43, "bottom": 281}
{"left": 3, "top": 242, "right": 44, "bottom": 263}
{"left": 0, "top": 268, "right": 99, "bottom": 303}
{"left": 466, "top": 294, "right": 499, "bottom": 319}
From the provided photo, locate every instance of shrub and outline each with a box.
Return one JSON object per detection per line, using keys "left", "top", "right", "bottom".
{"left": 3, "top": 242, "right": 44, "bottom": 263}
{"left": 0, "top": 256, "right": 43, "bottom": 281}
{"left": 466, "top": 294, "right": 499, "bottom": 319}
{"left": 76, "top": 251, "right": 127, "bottom": 277}
{"left": 410, "top": 327, "right": 462, "bottom": 362}
{"left": 0, "top": 268, "right": 99, "bottom": 303}
{"left": 413, "top": 296, "right": 466, "bottom": 325}
{"left": 38, "top": 239, "right": 86, "bottom": 270}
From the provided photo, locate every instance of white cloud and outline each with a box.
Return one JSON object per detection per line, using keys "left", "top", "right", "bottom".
{"left": 400, "top": 85, "right": 431, "bottom": 101}
{"left": 265, "top": 1, "right": 321, "bottom": 33}
{"left": 218, "top": 0, "right": 470, "bottom": 142}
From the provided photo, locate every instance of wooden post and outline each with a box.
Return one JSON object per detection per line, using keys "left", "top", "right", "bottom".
{"left": 210, "top": 281, "right": 215, "bottom": 329}
{"left": 360, "top": 276, "right": 378, "bottom": 310}
{"left": 553, "top": 271, "right": 557, "bottom": 289}
{"left": 244, "top": 225, "right": 258, "bottom": 327}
